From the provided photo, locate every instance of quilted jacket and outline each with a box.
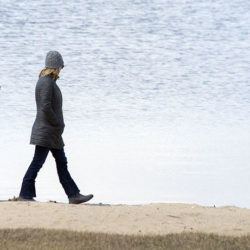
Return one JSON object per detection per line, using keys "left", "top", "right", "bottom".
{"left": 30, "top": 74, "right": 65, "bottom": 149}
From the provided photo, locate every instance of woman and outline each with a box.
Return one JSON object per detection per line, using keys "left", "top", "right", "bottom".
{"left": 18, "top": 51, "right": 94, "bottom": 204}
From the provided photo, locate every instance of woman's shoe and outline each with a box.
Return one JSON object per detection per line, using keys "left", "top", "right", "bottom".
{"left": 68, "top": 193, "right": 93, "bottom": 204}
{"left": 17, "top": 196, "right": 36, "bottom": 202}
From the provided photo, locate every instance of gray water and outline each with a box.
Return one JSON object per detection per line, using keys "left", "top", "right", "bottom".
{"left": 0, "top": 0, "right": 250, "bottom": 207}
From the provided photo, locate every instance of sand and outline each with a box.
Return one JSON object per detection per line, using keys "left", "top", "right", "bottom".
{"left": 0, "top": 201, "right": 250, "bottom": 236}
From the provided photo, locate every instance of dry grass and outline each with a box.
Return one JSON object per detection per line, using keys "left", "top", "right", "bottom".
{"left": 7, "top": 196, "right": 18, "bottom": 201}
{"left": 0, "top": 228, "right": 250, "bottom": 250}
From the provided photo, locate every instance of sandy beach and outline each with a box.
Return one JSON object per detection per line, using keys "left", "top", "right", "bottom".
{"left": 0, "top": 201, "right": 249, "bottom": 236}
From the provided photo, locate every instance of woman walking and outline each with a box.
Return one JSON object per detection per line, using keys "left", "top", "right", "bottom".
{"left": 18, "top": 51, "right": 93, "bottom": 204}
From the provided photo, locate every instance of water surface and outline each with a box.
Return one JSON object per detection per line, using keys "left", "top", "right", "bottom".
{"left": 0, "top": 0, "right": 249, "bottom": 207}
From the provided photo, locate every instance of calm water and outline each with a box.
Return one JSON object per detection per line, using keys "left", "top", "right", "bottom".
{"left": 0, "top": 0, "right": 250, "bottom": 207}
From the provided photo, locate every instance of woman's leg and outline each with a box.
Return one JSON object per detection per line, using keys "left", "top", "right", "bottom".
{"left": 19, "top": 145, "right": 49, "bottom": 198}
{"left": 50, "top": 147, "right": 80, "bottom": 197}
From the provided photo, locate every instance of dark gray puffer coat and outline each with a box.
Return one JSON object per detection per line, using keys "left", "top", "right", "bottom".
{"left": 30, "top": 74, "right": 65, "bottom": 149}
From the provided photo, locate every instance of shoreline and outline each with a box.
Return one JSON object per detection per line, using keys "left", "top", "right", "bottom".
{"left": 1, "top": 201, "right": 250, "bottom": 236}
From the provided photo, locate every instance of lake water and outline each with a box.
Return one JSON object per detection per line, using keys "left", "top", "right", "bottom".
{"left": 0, "top": 0, "right": 250, "bottom": 207}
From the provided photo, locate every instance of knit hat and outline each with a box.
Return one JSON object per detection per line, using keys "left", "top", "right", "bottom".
{"left": 45, "top": 51, "right": 64, "bottom": 69}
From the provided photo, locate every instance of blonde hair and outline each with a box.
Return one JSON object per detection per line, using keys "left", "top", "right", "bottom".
{"left": 39, "top": 67, "right": 61, "bottom": 81}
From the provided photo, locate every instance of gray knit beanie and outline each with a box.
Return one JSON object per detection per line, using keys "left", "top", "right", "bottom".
{"left": 45, "top": 51, "right": 64, "bottom": 69}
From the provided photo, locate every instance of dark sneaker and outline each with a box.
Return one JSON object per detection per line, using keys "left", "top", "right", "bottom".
{"left": 17, "top": 196, "right": 36, "bottom": 202}
{"left": 68, "top": 193, "right": 94, "bottom": 204}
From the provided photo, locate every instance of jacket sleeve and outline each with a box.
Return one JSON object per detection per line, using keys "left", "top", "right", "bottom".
{"left": 39, "top": 79, "right": 60, "bottom": 126}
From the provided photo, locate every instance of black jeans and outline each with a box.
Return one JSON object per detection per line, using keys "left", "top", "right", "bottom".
{"left": 19, "top": 145, "right": 80, "bottom": 198}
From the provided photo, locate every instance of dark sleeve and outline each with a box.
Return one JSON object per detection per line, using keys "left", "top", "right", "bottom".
{"left": 39, "top": 79, "right": 60, "bottom": 126}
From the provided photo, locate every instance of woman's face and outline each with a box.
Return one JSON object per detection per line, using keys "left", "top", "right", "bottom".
{"left": 58, "top": 66, "right": 63, "bottom": 73}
